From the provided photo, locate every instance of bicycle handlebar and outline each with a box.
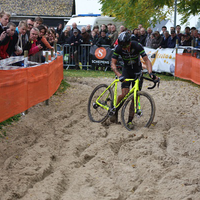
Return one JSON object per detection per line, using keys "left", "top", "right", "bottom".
{"left": 143, "top": 76, "right": 160, "bottom": 89}
{"left": 116, "top": 70, "right": 160, "bottom": 90}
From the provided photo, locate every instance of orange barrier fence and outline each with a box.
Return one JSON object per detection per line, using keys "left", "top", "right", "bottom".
{"left": 0, "top": 56, "right": 63, "bottom": 123}
{"left": 175, "top": 53, "right": 200, "bottom": 85}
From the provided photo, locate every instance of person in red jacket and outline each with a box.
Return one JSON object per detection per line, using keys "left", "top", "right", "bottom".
{"left": 23, "top": 27, "right": 43, "bottom": 56}
{"left": 0, "top": 22, "right": 16, "bottom": 59}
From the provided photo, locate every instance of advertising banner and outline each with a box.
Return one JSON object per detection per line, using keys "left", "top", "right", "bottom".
{"left": 90, "top": 45, "right": 113, "bottom": 65}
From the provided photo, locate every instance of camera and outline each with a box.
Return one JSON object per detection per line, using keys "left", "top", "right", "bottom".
{"left": 3, "top": 26, "right": 9, "bottom": 32}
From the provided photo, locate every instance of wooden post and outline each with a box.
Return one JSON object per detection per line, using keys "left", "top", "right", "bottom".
{"left": 45, "top": 52, "right": 49, "bottom": 63}
{"left": 51, "top": 49, "right": 54, "bottom": 61}
{"left": 45, "top": 51, "right": 49, "bottom": 105}
{"left": 191, "top": 40, "right": 194, "bottom": 56}
{"left": 24, "top": 50, "right": 29, "bottom": 114}
{"left": 24, "top": 50, "right": 28, "bottom": 68}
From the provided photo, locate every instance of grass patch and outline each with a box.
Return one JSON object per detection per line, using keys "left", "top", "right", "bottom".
{"left": 64, "top": 69, "right": 176, "bottom": 81}
{"left": 0, "top": 114, "right": 21, "bottom": 131}
{"left": 54, "top": 79, "right": 70, "bottom": 95}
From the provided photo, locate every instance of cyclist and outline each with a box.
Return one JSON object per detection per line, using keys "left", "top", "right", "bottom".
{"left": 111, "top": 31, "right": 157, "bottom": 128}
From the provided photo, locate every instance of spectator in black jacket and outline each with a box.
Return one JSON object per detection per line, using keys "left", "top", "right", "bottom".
{"left": 90, "top": 30, "right": 98, "bottom": 45}
{"left": 160, "top": 31, "right": 170, "bottom": 48}
{"left": 96, "top": 30, "right": 111, "bottom": 47}
{"left": 69, "top": 22, "right": 81, "bottom": 38}
{"left": 139, "top": 27, "right": 146, "bottom": 46}
{"left": 70, "top": 29, "right": 83, "bottom": 69}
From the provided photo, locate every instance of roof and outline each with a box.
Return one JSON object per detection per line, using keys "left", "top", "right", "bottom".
{"left": 151, "top": 20, "right": 174, "bottom": 33}
{"left": 0, "top": 0, "right": 73, "bottom": 17}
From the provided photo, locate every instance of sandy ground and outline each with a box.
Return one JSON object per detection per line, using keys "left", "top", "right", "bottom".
{"left": 0, "top": 76, "right": 200, "bottom": 200}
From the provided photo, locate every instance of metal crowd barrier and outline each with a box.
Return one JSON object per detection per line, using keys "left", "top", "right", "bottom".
{"left": 61, "top": 44, "right": 112, "bottom": 70}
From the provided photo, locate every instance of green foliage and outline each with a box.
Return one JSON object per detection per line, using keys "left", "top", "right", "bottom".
{"left": 99, "top": 0, "right": 172, "bottom": 29}
{"left": 178, "top": 0, "right": 200, "bottom": 24}
{"left": 99, "top": 0, "right": 200, "bottom": 28}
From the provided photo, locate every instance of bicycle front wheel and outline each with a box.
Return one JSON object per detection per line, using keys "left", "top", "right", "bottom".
{"left": 121, "top": 91, "right": 155, "bottom": 131}
{"left": 88, "top": 84, "right": 113, "bottom": 123}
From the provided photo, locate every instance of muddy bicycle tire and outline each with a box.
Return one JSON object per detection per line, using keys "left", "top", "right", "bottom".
{"left": 121, "top": 91, "right": 155, "bottom": 131}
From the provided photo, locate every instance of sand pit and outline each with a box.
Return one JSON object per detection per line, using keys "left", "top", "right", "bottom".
{"left": 0, "top": 77, "right": 200, "bottom": 200}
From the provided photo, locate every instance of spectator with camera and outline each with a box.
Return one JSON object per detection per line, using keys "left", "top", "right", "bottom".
{"left": 0, "top": 22, "right": 16, "bottom": 59}
{"left": 0, "top": 11, "right": 10, "bottom": 46}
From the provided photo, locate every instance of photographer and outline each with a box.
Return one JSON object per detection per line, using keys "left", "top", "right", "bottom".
{"left": 0, "top": 11, "right": 10, "bottom": 46}
{"left": 0, "top": 22, "right": 16, "bottom": 59}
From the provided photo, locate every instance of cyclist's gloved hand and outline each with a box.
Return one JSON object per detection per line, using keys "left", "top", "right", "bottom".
{"left": 149, "top": 72, "right": 156, "bottom": 80}
{"left": 119, "top": 75, "right": 125, "bottom": 82}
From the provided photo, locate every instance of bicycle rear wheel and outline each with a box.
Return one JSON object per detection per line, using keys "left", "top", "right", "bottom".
{"left": 121, "top": 91, "right": 155, "bottom": 131}
{"left": 88, "top": 84, "right": 113, "bottom": 123}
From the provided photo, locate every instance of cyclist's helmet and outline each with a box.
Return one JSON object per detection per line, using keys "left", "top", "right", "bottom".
{"left": 118, "top": 31, "right": 131, "bottom": 48}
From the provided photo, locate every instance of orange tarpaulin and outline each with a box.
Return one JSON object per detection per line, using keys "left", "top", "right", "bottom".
{"left": 175, "top": 53, "right": 200, "bottom": 85}
{"left": 0, "top": 56, "right": 63, "bottom": 123}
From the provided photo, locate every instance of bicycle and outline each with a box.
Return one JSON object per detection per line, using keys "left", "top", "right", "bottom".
{"left": 87, "top": 70, "right": 160, "bottom": 131}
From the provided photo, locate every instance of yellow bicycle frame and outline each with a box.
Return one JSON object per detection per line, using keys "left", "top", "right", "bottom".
{"left": 96, "top": 78, "right": 141, "bottom": 113}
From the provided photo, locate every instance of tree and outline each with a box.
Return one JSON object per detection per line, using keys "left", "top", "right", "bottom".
{"left": 99, "top": 0, "right": 200, "bottom": 29}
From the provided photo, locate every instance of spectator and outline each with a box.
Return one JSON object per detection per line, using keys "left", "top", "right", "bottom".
{"left": 9, "top": 20, "right": 28, "bottom": 57}
{"left": 109, "top": 24, "right": 118, "bottom": 47}
{"left": 181, "top": 33, "right": 192, "bottom": 46}
{"left": 185, "top": 27, "right": 190, "bottom": 35}
{"left": 81, "top": 26, "right": 90, "bottom": 44}
{"left": 196, "top": 31, "right": 200, "bottom": 48}
{"left": 23, "top": 27, "right": 43, "bottom": 56}
{"left": 0, "top": 11, "right": 10, "bottom": 34}
{"left": 190, "top": 27, "right": 196, "bottom": 37}
{"left": 192, "top": 29, "right": 199, "bottom": 46}
{"left": 0, "top": 22, "right": 16, "bottom": 59}
{"left": 132, "top": 28, "right": 140, "bottom": 41}
{"left": 160, "top": 31, "right": 170, "bottom": 48}
{"left": 58, "top": 29, "right": 70, "bottom": 45}
{"left": 34, "top": 16, "right": 43, "bottom": 28}
{"left": 37, "top": 24, "right": 53, "bottom": 50}
{"left": 26, "top": 18, "right": 34, "bottom": 35}
{"left": 86, "top": 24, "right": 92, "bottom": 35}
{"left": 93, "top": 25, "right": 100, "bottom": 37}
{"left": 69, "top": 22, "right": 81, "bottom": 37}
{"left": 160, "top": 26, "right": 167, "bottom": 37}
{"left": 167, "top": 30, "right": 180, "bottom": 48}
{"left": 96, "top": 30, "right": 111, "bottom": 46}
{"left": 139, "top": 27, "right": 146, "bottom": 46}
{"left": 150, "top": 31, "right": 163, "bottom": 49}
{"left": 81, "top": 26, "right": 90, "bottom": 67}
{"left": 0, "top": 11, "right": 10, "bottom": 46}
{"left": 119, "top": 25, "right": 125, "bottom": 34}
{"left": 89, "top": 30, "right": 98, "bottom": 45}
{"left": 70, "top": 29, "right": 83, "bottom": 70}
{"left": 56, "top": 23, "right": 63, "bottom": 37}
{"left": 176, "top": 25, "right": 182, "bottom": 39}
{"left": 48, "top": 28, "right": 57, "bottom": 47}
{"left": 106, "top": 23, "right": 112, "bottom": 37}
{"left": 170, "top": 27, "right": 175, "bottom": 32}
{"left": 145, "top": 27, "right": 152, "bottom": 47}
{"left": 100, "top": 24, "right": 107, "bottom": 34}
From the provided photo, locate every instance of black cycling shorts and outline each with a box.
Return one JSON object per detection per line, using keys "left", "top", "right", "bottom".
{"left": 121, "top": 67, "right": 143, "bottom": 90}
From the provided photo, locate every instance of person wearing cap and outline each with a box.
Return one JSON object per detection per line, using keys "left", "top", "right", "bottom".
{"left": 69, "top": 28, "right": 83, "bottom": 70}
{"left": 167, "top": 30, "right": 180, "bottom": 48}
{"left": 69, "top": 22, "right": 81, "bottom": 37}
